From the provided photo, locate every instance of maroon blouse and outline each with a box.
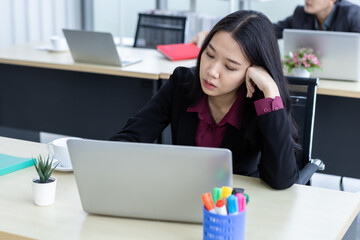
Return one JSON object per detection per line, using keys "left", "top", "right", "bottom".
{"left": 187, "top": 88, "right": 284, "bottom": 148}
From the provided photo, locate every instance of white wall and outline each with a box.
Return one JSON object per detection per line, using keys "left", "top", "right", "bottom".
{"left": 92, "top": 0, "right": 304, "bottom": 40}
{"left": 249, "top": 0, "right": 303, "bottom": 22}
{"left": 167, "top": 0, "right": 304, "bottom": 22}
{"left": 0, "top": 0, "right": 81, "bottom": 48}
{"left": 93, "top": 0, "right": 155, "bottom": 41}
{"left": 348, "top": 0, "right": 360, "bottom": 5}
{"left": 0, "top": 0, "right": 307, "bottom": 48}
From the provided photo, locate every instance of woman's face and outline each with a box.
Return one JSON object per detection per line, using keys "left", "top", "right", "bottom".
{"left": 199, "top": 31, "right": 251, "bottom": 100}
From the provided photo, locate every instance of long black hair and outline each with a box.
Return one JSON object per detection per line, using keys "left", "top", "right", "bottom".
{"left": 186, "top": 10, "right": 300, "bottom": 152}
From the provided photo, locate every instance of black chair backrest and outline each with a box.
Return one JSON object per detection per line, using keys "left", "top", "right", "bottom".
{"left": 286, "top": 76, "right": 318, "bottom": 170}
{"left": 133, "top": 13, "right": 187, "bottom": 49}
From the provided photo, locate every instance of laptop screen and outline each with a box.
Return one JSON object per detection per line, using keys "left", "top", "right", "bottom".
{"left": 63, "top": 29, "right": 141, "bottom": 67}
{"left": 67, "top": 139, "right": 233, "bottom": 223}
{"left": 283, "top": 29, "right": 360, "bottom": 81}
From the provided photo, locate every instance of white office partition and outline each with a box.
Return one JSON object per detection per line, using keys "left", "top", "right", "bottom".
{"left": 348, "top": 0, "right": 360, "bottom": 5}
{"left": 27, "top": 0, "right": 41, "bottom": 42}
{"left": 93, "top": 0, "right": 155, "bottom": 41}
{"left": 54, "top": 0, "right": 68, "bottom": 35}
{"left": 0, "top": 0, "right": 81, "bottom": 48}
{"left": 12, "top": 0, "right": 27, "bottom": 43}
{"left": 94, "top": 0, "right": 123, "bottom": 37}
{"left": 40, "top": 0, "right": 55, "bottom": 41}
{"left": 0, "top": 1, "right": 13, "bottom": 47}
{"left": 66, "top": 0, "right": 82, "bottom": 32}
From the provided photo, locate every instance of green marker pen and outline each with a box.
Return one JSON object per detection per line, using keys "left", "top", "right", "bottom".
{"left": 213, "top": 187, "right": 222, "bottom": 204}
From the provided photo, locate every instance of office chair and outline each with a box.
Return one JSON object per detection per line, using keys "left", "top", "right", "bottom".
{"left": 133, "top": 13, "right": 187, "bottom": 49}
{"left": 286, "top": 76, "right": 325, "bottom": 185}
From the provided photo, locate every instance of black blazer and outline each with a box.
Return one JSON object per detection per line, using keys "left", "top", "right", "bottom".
{"left": 274, "top": 1, "right": 360, "bottom": 38}
{"left": 110, "top": 67, "right": 299, "bottom": 189}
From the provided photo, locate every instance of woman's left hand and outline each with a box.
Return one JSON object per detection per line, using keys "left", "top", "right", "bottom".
{"left": 245, "top": 65, "right": 280, "bottom": 99}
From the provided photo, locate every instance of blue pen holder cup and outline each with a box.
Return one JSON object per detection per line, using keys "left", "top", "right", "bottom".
{"left": 203, "top": 206, "right": 246, "bottom": 240}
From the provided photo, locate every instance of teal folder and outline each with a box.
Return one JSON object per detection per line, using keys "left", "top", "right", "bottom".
{"left": 0, "top": 153, "right": 35, "bottom": 176}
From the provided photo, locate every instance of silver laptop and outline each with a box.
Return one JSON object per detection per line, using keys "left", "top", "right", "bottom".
{"left": 63, "top": 29, "right": 141, "bottom": 67}
{"left": 67, "top": 139, "right": 233, "bottom": 223}
{"left": 283, "top": 29, "right": 360, "bottom": 81}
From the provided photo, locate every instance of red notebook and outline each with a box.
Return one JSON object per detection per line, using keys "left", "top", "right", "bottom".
{"left": 157, "top": 43, "right": 200, "bottom": 61}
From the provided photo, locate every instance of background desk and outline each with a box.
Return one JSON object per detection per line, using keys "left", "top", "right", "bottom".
{"left": 0, "top": 43, "right": 193, "bottom": 141}
{"left": 0, "top": 43, "right": 360, "bottom": 178}
{"left": 307, "top": 80, "right": 360, "bottom": 179}
{"left": 0, "top": 136, "right": 359, "bottom": 240}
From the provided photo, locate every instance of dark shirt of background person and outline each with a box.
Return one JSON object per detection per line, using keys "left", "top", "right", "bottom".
{"left": 274, "top": 0, "right": 360, "bottom": 39}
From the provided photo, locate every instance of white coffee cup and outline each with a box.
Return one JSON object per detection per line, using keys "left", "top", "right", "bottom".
{"left": 47, "top": 137, "right": 79, "bottom": 168}
{"left": 50, "top": 36, "right": 68, "bottom": 51}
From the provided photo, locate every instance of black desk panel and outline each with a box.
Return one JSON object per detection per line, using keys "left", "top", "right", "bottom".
{"left": 313, "top": 95, "right": 360, "bottom": 179}
{"left": 0, "top": 64, "right": 155, "bottom": 140}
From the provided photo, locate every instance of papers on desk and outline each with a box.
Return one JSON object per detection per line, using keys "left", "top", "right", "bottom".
{"left": 157, "top": 43, "right": 200, "bottom": 61}
{"left": 0, "top": 153, "right": 34, "bottom": 176}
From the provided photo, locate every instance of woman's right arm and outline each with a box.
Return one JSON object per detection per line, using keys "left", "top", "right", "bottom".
{"left": 109, "top": 67, "right": 191, "bottom": 143}
{"left": 109, "top": 71, "right": 177, "bottom": 143}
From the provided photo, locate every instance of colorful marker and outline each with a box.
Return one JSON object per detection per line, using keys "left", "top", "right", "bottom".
{"left": 232, "top": 187, "right": 244, "bottom": 195}
{"left": 215, "top": 199, "right": 227, "bottom": 215}
{"left": 244, "top": 193, "right": 250, "bottom": 204}
{"left": 220, "top": 186, "right": 232, "bottom": 199}
{"left": 201, "top": 192, "right": 216, "bottom": 214}
{"left": 236, "top": 193, "right": 246, "bottom": 212}
{"left": 222, "top": 197, "right": 228, "bottom": 214}
{"left": 213, "top": 187, "right": 222, "bottom": 204}
{"left": 227, "top": 194, "right": 239, "bottom": 215}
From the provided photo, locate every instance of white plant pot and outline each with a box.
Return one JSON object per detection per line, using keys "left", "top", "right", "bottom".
{"left": 293, "top": 68, "right": 310, "bottom": 78}
{"left": 32, "top": 177, "right": 57, "bottom": 206}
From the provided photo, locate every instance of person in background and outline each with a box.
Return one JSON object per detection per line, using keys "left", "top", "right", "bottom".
{"left": 275, "top": 0, "right": 360, "bottom": 38}
{"left": 191, "top": 0, "right": 360, "bottom": 46}
{"left": 110, "top": 10, "right": 300, "bottom": 189}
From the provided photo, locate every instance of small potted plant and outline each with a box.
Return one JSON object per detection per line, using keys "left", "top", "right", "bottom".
{"left": 32, "top": 155, "right": 59, "bottom": 206}
{"left": 283, "top": 48, "right": 321, "bottom": 78}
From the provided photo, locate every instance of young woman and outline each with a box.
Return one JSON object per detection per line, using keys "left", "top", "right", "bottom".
{"left": 110, "top": 10, "right": 300, "bottom": 189}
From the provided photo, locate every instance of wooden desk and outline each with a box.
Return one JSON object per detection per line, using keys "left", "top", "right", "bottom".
{"left": 317, "top": 79, "right": 360, "bottom": 99}
{"left": 2, "top": 43, "right": 359, "bottom": 99}
{"left": 0, "top": 136, "right": 359, "bottom": 240}
{"left": 0, "top": 42, "right": 195, "bottom": 80}
{"left": 0, "top": 137, "right": 360, "bottom": 240}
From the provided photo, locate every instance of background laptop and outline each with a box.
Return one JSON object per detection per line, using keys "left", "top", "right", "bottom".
{"left": 67, "top": 139, "right": 233, "bottom": 223}
{"left": 63, "top": 29, "right": 141, "bottom": 67}
{"left": 283, "top": 29, "right": 360, "bottom": 81}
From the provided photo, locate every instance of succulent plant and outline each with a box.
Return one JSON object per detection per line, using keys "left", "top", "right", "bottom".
{"left": 33, "top": 155, "right": 59, "bottom": 183}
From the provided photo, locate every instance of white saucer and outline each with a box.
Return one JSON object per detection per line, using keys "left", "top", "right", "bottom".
{"left": 35, "top": 45, "right": 69, "bottom": 53}
{"left": 52, "top": 161, "right": 73, "bottom": 172}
